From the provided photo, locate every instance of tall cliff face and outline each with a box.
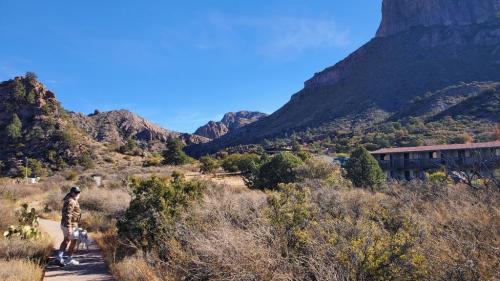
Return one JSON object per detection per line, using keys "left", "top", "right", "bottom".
{"left": 376, "top": 0, "right": 500, "bottom": 37}
{"left": 186, "top": 0, "right": 500, "bottom": 156}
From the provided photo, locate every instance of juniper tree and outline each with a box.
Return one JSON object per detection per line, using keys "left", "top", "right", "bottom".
{"left": 345, "top": 146, "right": 385, "bottom": 189}
{"left": 6, "top": 113, "right": 22, "bottom": 140}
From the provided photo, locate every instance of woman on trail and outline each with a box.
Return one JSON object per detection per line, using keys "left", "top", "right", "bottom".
{"left": 56, "top": 186, "right": 81, "bottom": 267}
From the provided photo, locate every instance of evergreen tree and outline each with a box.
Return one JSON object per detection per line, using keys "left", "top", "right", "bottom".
{"left": 162, "top": 138, "right": 192, "bottom": 165}
{"left": 12, "top": 80, "right": 26, "bottom": 102}
{"left": 249, "top": 152, "right": 303, "bottom": 190}
{"left": 345, "top": 146, "right": 385, "bottom": 189}
{"left": 199, "top": 155, "right": 219, "bottom": 174}
{"left": 25, "top": 71, "right": 38, "bottom": 82}
{"left": 6, "top": 113, "right": 22, "bottom": 140}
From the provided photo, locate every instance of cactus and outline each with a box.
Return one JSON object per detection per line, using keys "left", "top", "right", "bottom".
{"left": 3, "top": 204, "right": 41, "bottom": 240}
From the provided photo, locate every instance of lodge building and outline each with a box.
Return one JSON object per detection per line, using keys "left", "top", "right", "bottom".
{"left": 370, "top": 141, "right": 500, "bottom": 180}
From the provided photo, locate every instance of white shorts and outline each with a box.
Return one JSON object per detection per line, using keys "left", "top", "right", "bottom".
{"left": 60, "top": 225, "right": 79, "bottom": 240}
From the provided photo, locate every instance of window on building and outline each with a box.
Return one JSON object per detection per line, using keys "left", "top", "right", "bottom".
{"left": 404, "top": 170, "right": 411, "bottom": 181}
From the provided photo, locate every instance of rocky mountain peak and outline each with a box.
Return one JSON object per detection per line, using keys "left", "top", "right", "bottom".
{"left": 376, "top": 0, "right": 500, "bottom": 37}
{"left": 195, "top": 111, "right": 268, "bottom": 140}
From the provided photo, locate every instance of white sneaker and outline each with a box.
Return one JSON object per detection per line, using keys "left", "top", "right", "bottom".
{"left": 66, "top": 259, "right": 80, "bottom": 265}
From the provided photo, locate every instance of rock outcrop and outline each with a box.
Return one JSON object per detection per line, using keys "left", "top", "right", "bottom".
{"left": 71, "top": 109, "right": 180, "bottom": 144}
{"left": 194, "top": 111, "right": 268, "bottom": 139}
{"left": 0, "top": 76, "right": 92, "bottom": 174}
{"left": 376, "top": 0, "right": 500, "bottom": 37}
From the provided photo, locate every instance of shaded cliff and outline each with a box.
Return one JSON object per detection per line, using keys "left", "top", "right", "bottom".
{"left": 186, "top": 0, "right": 500, "bottom": 156}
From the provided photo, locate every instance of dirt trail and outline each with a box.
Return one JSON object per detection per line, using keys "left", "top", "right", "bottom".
{"left": 39, "top": 219, "right": 114, "bottom": 281}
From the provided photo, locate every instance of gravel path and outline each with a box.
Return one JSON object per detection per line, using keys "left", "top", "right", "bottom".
{"left": 39, "top": 219, "right": 114, "bottom": 281}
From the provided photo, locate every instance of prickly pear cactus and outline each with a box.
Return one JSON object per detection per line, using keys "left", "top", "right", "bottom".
{"left": 3, "top": 204, "right": 41, "bottom": 240}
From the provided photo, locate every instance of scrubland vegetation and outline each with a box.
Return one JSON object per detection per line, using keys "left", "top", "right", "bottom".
{"left": 60, "top": 151, "right": 497, "bottom": 281}
{"left": 0, "top": 186, "right": 52, "bottom": 281}
{"left": 0, "top": 148, "right": 498, "bottom": 280}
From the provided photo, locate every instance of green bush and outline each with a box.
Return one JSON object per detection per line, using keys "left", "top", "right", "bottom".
{"left": 117, "top": 174, "right": 205, "bottom": 252}
{"left": 79, "top": 152, "right": 95, "bottom": 170}
{"left": 246, "top": 152, "right": 303, "bottom": 190}
{"left": 27, "top": 159, "right": 47, "bottom": 177}
{"left": 199, "top": 155, "right": 219, "bottom": 174}
{"left": 118, "top": 138, "right": 142, "bottom": 156}
{"left": 162, "top": 138, "right": 193, "bottom": 165}
{"left": 426, "top": 171, "right": 449, "bottom": 184}
{"left": 345, "top": 146, "right": 385, "bottom": 189}
{"left": 266, "top": 184, "right": 315, "bottom": 251}
{"left": 221, "top": 153, "right": 260, "bottom": 174}
{"left": 12, "top": 80, "right": 26, "bottom": 102}
{"left": 6, "top": 114, "right": 22, "bottom": 140}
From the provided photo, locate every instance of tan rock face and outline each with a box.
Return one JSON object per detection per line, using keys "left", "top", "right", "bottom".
{"left": 194, "top": 111, "right": 268, "bottom": 140}
{"left": 376, "top": 0, "right": 500, "bottom": 37}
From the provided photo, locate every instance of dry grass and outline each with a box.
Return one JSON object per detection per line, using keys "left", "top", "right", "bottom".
{"left": 101, "top": 177, "right": 500, "bottom": 281}
{"left": 0, "top": 259, "right": 43, "bottom": 281}
{"left": 0, "top": 200, "right": 17, "bottom": 231}
{"left": 111, "top": 257, "right": 161, "bottom": 281}
{"left": 0, "top": 237, "right": 52, "bottom": 262}
{"left": 79, "top": 187, "right": 130, "bottom": 215}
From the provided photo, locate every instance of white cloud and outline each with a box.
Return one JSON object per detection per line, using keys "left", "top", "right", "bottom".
{"left": 162, "top": 13, "right": 351, "bottom": 57}
{"left": 262, "top": 17, "right": 351, "bottom": 54}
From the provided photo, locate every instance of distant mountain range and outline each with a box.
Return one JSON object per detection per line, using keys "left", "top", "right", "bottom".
{"left": 1, "top": 0, "right": 499, "bottom": 173}
{"left": 194, "top": 111, "right": 268, "bottom": 140}
{"left": 186, "top": 0, "right": 500, "bottom": 156}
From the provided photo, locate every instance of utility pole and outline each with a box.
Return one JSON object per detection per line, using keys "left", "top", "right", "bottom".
{"left": 24, "top": 157, "right": 28, "bottom": 184}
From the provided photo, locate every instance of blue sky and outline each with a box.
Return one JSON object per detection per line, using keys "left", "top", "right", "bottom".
{"left": 0, "top": 0, "right": 381, "bottom": 133}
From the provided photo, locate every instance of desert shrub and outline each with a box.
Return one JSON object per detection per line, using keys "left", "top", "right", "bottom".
{"left": 221, "top": 153, "right": 260, "bottom": 173}
{"left": 345, "top": 146, "right": 385, "bottom": 189}
{"left": 80, "top": 211, "right": 116, "bottom": 233}
{"left": 79, "top": 152, "right": 95, "bottom": 170}
{"left": 246, "top": 152, "right": 303, "bottom": 190}
{"left": 199, "top": 155, "right": 219, "bottom": 174}
{"left": 27, "top": 159, "right": 47, "bottom": 177}
{"left": 143, "top": 153, "right": 163, "bottom": 167}
{"left": 117, "top": 174, "right": 206, "bottom": 252}
{"left": 162, "top": 138, "right": 193, "bottom": 165}
{"left": 266, "top": 184, "right": 315, "bottom": 251}
{"left": 111, "top": 257, "right": 161, "bottom": 281}
{"left": 14, "top": 162, "right": 31, "bottom": 179}
{"left": 0, "top": 259, "right": 44, "bottom": 281}
{"left": 64, "top": 170, "right": 78, "bottom": 181}
{"left": 426, "top": 170, "right": 449, "bottom": 184}
{"left": 76, "top": 175, "right": 97, "bottom": 188}
{"left": 294, "top": 157, "right": 343, "bottom": 183}
{"left": 118, "top": 138, "right": 142, "bottom": 156}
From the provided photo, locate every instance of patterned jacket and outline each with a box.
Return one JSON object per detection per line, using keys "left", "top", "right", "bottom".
{"left": 60, "top": 193, "right": 81, "bottom": 228}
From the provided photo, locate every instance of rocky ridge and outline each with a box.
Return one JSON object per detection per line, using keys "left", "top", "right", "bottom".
{"left": 194, "top": 111, "right": 268, "bottom": 139}
{"left": 376, "top": 0, "right": 500, "bottom": 37}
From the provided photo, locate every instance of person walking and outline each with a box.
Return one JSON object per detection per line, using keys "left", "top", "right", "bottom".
{"left": 56, "top": 186, "right": 82, "bottom": 267}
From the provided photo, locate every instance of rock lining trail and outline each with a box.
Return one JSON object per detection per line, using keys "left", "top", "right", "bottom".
{"left": 39, "top": 219, "right": 114, "bottom": 281}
